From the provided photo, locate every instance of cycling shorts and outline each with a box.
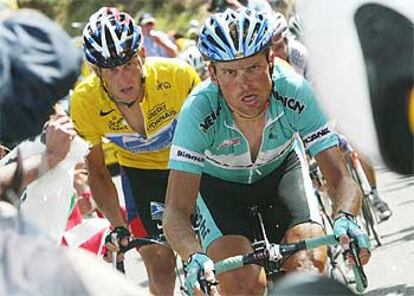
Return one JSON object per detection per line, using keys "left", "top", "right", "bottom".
{"left": 195, "top": 148, "right": 322, "bottom": 251}
{"left": 120, "top": 167, "right": 169, "bottom": 240}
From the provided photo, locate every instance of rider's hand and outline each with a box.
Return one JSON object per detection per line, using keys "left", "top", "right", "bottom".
{"left": 103, "top": 226, "right": 130, "bottom": 263}
{"left": 333, "top": 211, "right": 371, "bottom": 265}
{"left": 44, "top": 112, "right": 76, "bottom": 168}
{"left": 185, "top": 252, "right": 218, "bottom": 296}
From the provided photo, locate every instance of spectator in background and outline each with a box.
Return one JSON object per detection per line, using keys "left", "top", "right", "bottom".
{"left": 0, "top": 6, "right": 82, "bottom": 196}
{"left": 0, "top": 112, "right": 76, "bottom": 199}
{"left": 139, "top": 12, "right": 178, "bottom": 57}
{"left": 171, "top": 30, "right": 195, "bottom": 52}
{"left": 0, "top": 7, "right": 137, "bottom": 295}
{"left": 0, "top": 145, "right": 9, "bottom": 159}
{"left": 269, "top": 11, "right": 310, "bottom": 80}
{"left": 0, "top": 8, "right": 81, "bottom": 148}
{"left": 185, "top": 19, "right": 201, "bottom": 42}
{"left": 208, "top": 0, "right": 273, "bottom": 15}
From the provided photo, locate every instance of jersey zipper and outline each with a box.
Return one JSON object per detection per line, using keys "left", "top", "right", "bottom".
{"left": 224, "top": 113, "right": 281, "bottom": 183}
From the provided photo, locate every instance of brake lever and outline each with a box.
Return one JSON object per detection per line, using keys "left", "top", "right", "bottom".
{"left": 347, "top": 241, "right": 368, "bottom": 292}
{"left": 198, "top": 272, "right": 219, "bottom": 295}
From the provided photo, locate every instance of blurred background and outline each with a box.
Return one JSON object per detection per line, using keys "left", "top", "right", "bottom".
{"left": 14, "top": 0, "right": 296, "bottom": 36}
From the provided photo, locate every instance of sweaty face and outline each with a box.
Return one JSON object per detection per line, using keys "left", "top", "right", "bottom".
{"left": 100, "top": 55, "right": 143, "bottom": 103}
{"left": 212, "top": 51, "right": 272, "bottom": 117}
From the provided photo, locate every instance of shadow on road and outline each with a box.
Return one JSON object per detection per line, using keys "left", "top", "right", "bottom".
{"left": 382, "top": 182, "right": 414, "bottom": 193}
{"left": 380, "top": 225, "right": 414, "bottom": 247}
{"left": 398, "top": 200, "right": 414, "bottom": 206}
{"left": 365, "top": 284, "right": 414, "bottom": 296}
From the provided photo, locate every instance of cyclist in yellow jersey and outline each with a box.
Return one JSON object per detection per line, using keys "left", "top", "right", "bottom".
{"left": 70, "top": 7, "right": 200, "bottom": 295}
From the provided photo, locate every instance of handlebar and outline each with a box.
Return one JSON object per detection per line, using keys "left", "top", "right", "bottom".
{"left": 119, "top": 237, "right": 167, "bottom": 253}
{"left": 111, "top": 236, "right": 167, "bottom": 272}
{"left": 215, "top": 234, "right": 367, "bottom": 293}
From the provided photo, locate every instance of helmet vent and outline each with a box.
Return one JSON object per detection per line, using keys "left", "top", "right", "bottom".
{"left": 206, "top": 34, "right": 225, "bottom": 52}
{"left": 229, "top": 23, "right": 239, "bottom": 52}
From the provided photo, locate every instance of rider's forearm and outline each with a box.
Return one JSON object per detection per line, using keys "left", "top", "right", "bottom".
{"left": 330, "top": 176, "right": 362, "bottom": 217}
{"left": 88, "top": 171, "right": 126, "bottom": 227}
{"left": 163, "top": 207, "right": 203, "bottom": 261}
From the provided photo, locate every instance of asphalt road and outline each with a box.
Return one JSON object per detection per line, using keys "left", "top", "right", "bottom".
{"left": 363, "top": 166, "right": 414, "bottom": 296}
{"left": 118, "top": 165, "right": 414, "bottom": 295}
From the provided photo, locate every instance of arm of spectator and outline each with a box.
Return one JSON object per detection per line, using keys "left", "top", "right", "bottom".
{"left": 150, "top": 30, "right": 179, "bottom": 57}
{"left": 225, "top": 0, "right": 245, "bottom": 10}
{"left": 0, "top": 145, "right": 9, "bottom": 159}
{"left": 73, "top": 167, "right": 93, "bottom": 215}
{"left": 0, "top": 113, "right": 76, "bottom": 195}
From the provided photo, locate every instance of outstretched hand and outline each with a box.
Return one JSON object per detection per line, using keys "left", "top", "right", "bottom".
{"left": 44, "top": 112, "right": 77, "bottom": 169}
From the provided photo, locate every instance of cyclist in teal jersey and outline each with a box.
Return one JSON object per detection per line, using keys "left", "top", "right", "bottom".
{"left": 163, "top": 9, "right": 370, "bottom": 295}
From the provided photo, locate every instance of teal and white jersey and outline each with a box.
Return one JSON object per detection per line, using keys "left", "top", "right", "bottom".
{"left": 169, "top": 60, "right": 338, "bottom": 184}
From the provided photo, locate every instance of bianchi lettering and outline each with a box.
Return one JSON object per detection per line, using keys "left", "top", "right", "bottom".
{"left": 200, "top": 105, "right": 221, "bottom": 132}
{"left": 194, "top": 207, "right": 210, "bottom": 241}
{"left": 304, "top": 127, "right": 331, "bottom": 145}
{"left": 275, "top": 92, "right": 306, "bottom": 114}
{"left": 177, "top": 150, "right": 204, "bottom": 163}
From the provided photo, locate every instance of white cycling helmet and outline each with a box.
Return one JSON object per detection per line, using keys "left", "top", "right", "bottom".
{"left": 289, "top": 14, "right": 303, "bottom": 39}
{"left": 178, "top": 45, "right": 207, "bottom": 77}
{"left": 271, "top": 12, "right": 289, "bottom": 38}
{"left": 83, "top": 7, "right": 142, "bottom": 68}
{"left": 198, "top": 8, "right": 272, "bottom": 61}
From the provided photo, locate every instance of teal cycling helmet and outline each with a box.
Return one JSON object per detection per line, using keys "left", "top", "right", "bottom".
{"left": 198, "top": 8, "right": 272, "bottom": 61}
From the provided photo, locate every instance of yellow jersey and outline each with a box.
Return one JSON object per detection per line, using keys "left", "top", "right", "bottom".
{"left": 70, "top": 57, "right": 201, "bottom": 169}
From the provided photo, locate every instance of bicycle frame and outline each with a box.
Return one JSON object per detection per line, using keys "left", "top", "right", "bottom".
{"left": 339, "top": 136, "right": 383, "bottom": 246}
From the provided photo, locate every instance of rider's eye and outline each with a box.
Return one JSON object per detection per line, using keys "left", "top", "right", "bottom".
{"left": 224, "top": 69, "right": 236, "bottom": 76}
{"left": 250, "top": 65, "right": 262, "bottom": 72}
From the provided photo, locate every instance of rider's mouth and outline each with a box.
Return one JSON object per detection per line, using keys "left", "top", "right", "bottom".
{"left": 120, "top": 87, "right": 134, "bottom": 94}
{"left": 241, "top": 95, "right": 258, "bottom": 106}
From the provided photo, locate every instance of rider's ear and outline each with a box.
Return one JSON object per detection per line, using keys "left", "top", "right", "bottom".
{"left": 89, "top": 64, "right": 100, "bottom": 77}
{"left": 208, "top": 64, "right": 218, "bottom": 85}
{"left": 137, "top": 47, "right": 146, "bottom": 65}
{"left": 264, "top": 49, "right": 273, "bottom": 77}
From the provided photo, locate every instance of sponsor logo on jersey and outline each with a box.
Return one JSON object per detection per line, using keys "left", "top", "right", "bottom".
{"left": 147, "top": 102, "right": 177, "bottom": 131}
{"left": 106, "top": 120, "right": 177, "bottom": 153}
{"left": 200, "top": 105, "right": 222, "bottom": 132}
{"left": 177, "top": 149, "right": 205, "bottom": 163}
{"left": 108, "top": 116, "right": 129, "bottom": 131}
{"left": 275, "top": 92, "right": 306, "bottom": 114}
{"left": 194, "top": 206, "right": 210, "bottom": 241}
{"left": 156, "top": 80, "right": 172, "bottom": 90}
{"left": 150, "top": 201, "right": 165, "bottom": 221}
{"left": 303, "top": 126, "right": 331, "bottom": 145}
{"left": 170, "top": 146, "right": 205, "bottom": 165}
{"left": 218, "top": 137, "right": 241, "bottom": 149}
{"left": 99, "top": 109, "right": 115, "bottom": 116}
